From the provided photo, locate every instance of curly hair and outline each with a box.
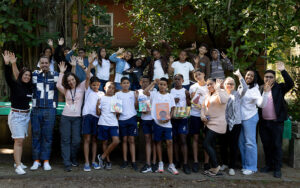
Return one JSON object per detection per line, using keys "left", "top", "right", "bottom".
{"left": 62, "top": 72, "right": 80, "bottom": 89}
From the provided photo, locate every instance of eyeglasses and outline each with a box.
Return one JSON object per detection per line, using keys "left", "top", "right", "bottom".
{"left": 264, "top": 76, "right": 274, "bottom": 79}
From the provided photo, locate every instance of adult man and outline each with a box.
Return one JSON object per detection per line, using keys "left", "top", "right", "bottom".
{"left": 259, "top": 61, "right": 294, "bottom": 178}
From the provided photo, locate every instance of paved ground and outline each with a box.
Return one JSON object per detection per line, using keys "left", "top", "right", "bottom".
{"left": 0, "top": 153, "right": 300, "bottom": 188}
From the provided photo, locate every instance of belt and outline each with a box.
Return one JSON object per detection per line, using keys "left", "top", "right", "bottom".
{"left": 11, "top": 109, "right": 30, "bottom": 113}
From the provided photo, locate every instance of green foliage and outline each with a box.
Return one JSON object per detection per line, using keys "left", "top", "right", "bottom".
{"left": 0, "top": 0, "right": 58, "bottom": 48}
{"left": 125, "top": 0, "right": 300, "bottom": 69}
{"left": 82, "top": 1, "right": 113, "bottom": 52}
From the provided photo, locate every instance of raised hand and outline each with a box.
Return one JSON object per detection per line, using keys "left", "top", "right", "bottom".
{"left": 277, "top": 61, "right": 285, "bottom": 71}
{"left": 191, "top": 41, "right": 196, "bottom": 49}
{"left": 233, "top": 69, "right": 242, "bottom": 79}
{"left": 58, "top": 38, "right": 64, "bottom": 46}
{"left": 72, "top": 43, "right": 78, "bottom": 51}
{"left": 264, "top": 80, "right": 273, "bottom": 92}
{"left": 221, "top": 51, "right": 227, "bottom": 59}
{"left": 2, "top": 50, "right": 10, "bottom": 65}
{"left": 58, "top": 61, "right": 67, "bottom": 73}
{"left": 215, "top": 79, "right": 224, "bottom": 89}
{"left": 169, "top": 56, "right": 175, "bottom": 63}
{"left": 154, "top": 78, "right": 160, "bottom": 85}
{"left": 47, "top": 39, "right": 53, "bottom": 47}
{"left": 116, "top": 48, "right": 125, "bottom": 55}
{"left": 88, "top": 51, "right": 97, "bottom": 64}
{"left": 9, "top": 52, "right": 17, "bottom": 64}
{"left": 193, "top": 56, "right": 200, "bottom": 64}
{"left": 159, "top": 39, "right": 166, "bottom": 43}
{"left": 70, "top": 56, "right": 77, "bottom": 67}
{"left": 77, "top": 57, "right": 84, "bottom": 67}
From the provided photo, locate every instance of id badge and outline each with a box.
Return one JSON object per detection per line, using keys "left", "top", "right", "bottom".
{"left": 70, "top": 103, "right": 76, "bottom": 112}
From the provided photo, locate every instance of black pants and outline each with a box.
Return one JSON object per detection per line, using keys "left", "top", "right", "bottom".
{"left": 220, "top": 124, "right": 241, "bottom": 169}
{"left": 259, "top": 120, "right": 283, "bottom": 171}
{"left": 203, "top": 128, "right": 219, "bottom": 168}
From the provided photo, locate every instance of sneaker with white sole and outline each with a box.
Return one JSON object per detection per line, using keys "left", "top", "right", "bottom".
{"left": 158, "top": 161, "right": 164, "bottom": 173}
{"left": 92, "top": 162, "right": 100, "bottom": 170}
{"left": 14, "top": 163, "right": 27, "bottom": 169}
{"left": 241, "top": 168, "right": 246, "bottom": 172}
{"left": 242, "top": 169, "right": 255, "bottom": 175}
{"left": 168, "top": 163, "right": 179, "bottom": 175}
{"left": 229, "top": 168, "right": 235, "bottom": 176}
{"left": 84, "top": 163, "right": 91, "bottom": 172}
{"left": 220, "top": 164, "right": 228, "bottom": 171}
{"left": 43, "top": 162, "right": 52, "bottom": 171}
{"left": 30, "top": 161, "right": 41, "bottom": 170}
{"left": 15, "top": 165, "right": 26, "bottom": 175}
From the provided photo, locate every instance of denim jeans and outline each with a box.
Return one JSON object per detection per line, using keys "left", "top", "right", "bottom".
{"left": 203, "top": 128, "right": 219, "bottom": 168}
{"left": 99, "top": 79, "right": 108, "bottom": 92}
{"left": 60, "top": 115, "right": 82, "bottom": 167}
{"left": 239, "top": 113, "right": 259, "bottom": 171}
{"left": 31, "top": 108, "right": 56, "bottom": 161}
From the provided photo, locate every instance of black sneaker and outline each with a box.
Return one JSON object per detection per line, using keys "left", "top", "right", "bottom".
{"left": 105, "top": 162, "right": 112, "bottom": 170}
{"left": 120, "top": 161, "right": 129, "bottom": 169}
{"left": 151, "top": 163, "right": 158, "bottom": 173}
{"left": 204, "top": 163, "right": 210, "bottom": 171}
{"left": 132, "top": 162, "right": 138, "bottom": 171}
{"left": 183, "top": 164, "right": 191, "bottom": 174}
{"left": 140, "top": 164, "right": 152, "bottom": 173}
{"left": 71, "top": 161, "right": 79, "bottom": 167}
{"left": 260, "top": 166, "right": 273, "bottom": 173}
{"left": 273, "top": 170, "right": 282, "bottom": 178}
{"left": 192, "top": 162, "right": 199, "bottom": 173}
{"left": 64, "top": 165, "right": 72, "bottom": 172}
{"left": 175, "top": 161, "right": 181, "bottom": 169}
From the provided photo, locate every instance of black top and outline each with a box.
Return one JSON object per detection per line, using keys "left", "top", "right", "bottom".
{"left": 4, "top": 65, "right": 32, "bottom": 110}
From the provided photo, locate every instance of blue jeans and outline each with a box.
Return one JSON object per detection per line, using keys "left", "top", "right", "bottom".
{"left": 31, "top": 108, "right": 56, "bottom": 161}
{"left": 60, "top": 115, "right": 82, "bottom": 167}
{"left": 115, "top": 82, "right": 122, "bottom": 91}
{"left": 238, "top": 113, "right": 259, "bottom": 171}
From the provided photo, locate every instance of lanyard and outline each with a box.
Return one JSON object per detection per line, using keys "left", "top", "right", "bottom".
{"left": 70, "top": 88, "right": 77, "bottom": 104}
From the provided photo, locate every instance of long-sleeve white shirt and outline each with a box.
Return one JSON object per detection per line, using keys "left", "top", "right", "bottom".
{"left": 240, "top": 84, "right": 269, "bottom": 121}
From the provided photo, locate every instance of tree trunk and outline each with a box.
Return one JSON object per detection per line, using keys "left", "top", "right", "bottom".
{"left": 77, "top": 0, "right": 84, "bottom": 47}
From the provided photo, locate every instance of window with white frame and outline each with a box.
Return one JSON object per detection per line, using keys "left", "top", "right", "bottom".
{"left": 93, "top": 13, "right": 113, "bottom": 36}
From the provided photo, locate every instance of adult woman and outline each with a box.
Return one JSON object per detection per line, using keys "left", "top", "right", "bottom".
{"left": 201, "top": 79, "right": 229, "bottom": 176}
{"left": 56, "top": 53, "right": 95, "bottom": 172}
{"left": 239, "top": 69, "right": 271, "bottom": 175}
{"left": 109, "top": 48, "right": 134, "bottom": 90}
{"left": 219, "top": 69, "right": 247, "bottom": 176}
{"left": 93, "top": 47, "right": 111, "bottom": 91}
{"left": 2, "top": 51, "right": 32, "bottom": 175}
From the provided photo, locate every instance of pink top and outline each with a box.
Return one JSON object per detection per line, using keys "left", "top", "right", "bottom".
{"left": 201, "top": 87, "right": 229, "bottom": 134}
{"left": 56, "top": 73, "right": 86, "bottom": 117}
{"left": 262, "top": 92, "right": 277, "bottom": 120}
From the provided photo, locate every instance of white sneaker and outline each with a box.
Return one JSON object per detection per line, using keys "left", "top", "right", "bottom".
{"left": 30, "top": 161, "right": 41, "bottom": 170}
{"left": 14, "top": 163, "right": 27, "bottom": 169}
{"left": 241, "top": 168, "right": 246, "bottom": 172}
{"left": 229, "top": 168, "right": 235, "bottom": 176}
{"left": 242, "top": 169, "right": 255, "bottom": 175}
{"left": 15, "top": 165, "right": 26, "bottom": 175}
{"left": 220, "top": 164, "right": 228, "bottom": 171}
{"left": 158, "top": 161, "right": 164, "bottom": 173}
{"left": 168, "top": 163, "right": 179, "bottom": 175}
{"left": 43, "top": 162, "right": 52, "bottom": 171}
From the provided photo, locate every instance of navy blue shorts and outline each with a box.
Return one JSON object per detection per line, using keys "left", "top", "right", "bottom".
{"left": 171, "top": 118, "right": 189, "bottom": 136}
{"left": 97, "top": 125, "right": 119, "bottom": 140}
{"left": 189, "top": 116, "right": 204, "bottom": 135}
{"left": 153, "top": 122, "right": 172, "bottom": 141}
{"left": 82, "top": 114, "right": 99, "bottom": 135}
{"left": 118, "top": 116, "right": 138, "bottom": 137}
{"left": 141, "top": 120, "right": 154, "bottom": 135}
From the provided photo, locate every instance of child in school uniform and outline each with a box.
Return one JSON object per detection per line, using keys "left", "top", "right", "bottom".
{"left": 170, "top": 74, "right": 191, "bottom": 174}
{"left": 82, "top": 76, "right": 104, "bottom": 171}
{"left": 137, "top": 76, "right": 157, "bottom": 173}
{"left": 189, "top": 69, "right": 209, "bottom": 172}
{"left": 96, "top": 82, "right": 120, "bottom": 170}
{"left": 116, "top": 77, "right": 139, "bottom": 171}
{"left": 144, "top": 77, "right": 178, "bottom": 175}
